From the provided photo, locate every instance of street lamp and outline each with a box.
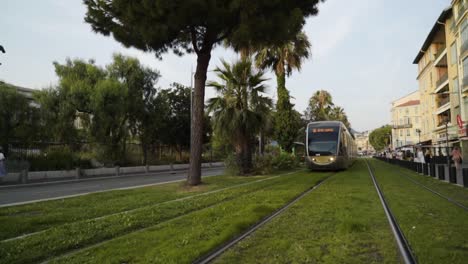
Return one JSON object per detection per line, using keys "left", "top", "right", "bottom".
{"left": 416, "top": 129, "right": 421, "bottom": 144}
{"left": 444, "top": 117, "right": 450, "bottom": 174}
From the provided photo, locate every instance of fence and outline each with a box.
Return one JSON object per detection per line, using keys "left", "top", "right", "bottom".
{"left": 4, "top": 141, "right": 226, "bottom": 172}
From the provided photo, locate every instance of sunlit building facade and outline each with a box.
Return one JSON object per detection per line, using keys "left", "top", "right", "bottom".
{"left": 390, "top": 91, "right": 422, "bottom": 148}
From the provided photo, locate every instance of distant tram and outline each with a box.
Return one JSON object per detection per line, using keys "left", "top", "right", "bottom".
{"left": 305, "top": 121, "right": 357, "bottom": 170}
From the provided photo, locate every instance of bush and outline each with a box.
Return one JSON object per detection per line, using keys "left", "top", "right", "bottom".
{"left": 224, "top": 153, "right": 241, "bottom": 176}
{"left": 28, "top": 147, "right": 92, "bottom": 171}
{"left": 253, "top": 154, "right": 273, "bottom": 175}
{"left": 272, "top": 152, "right": 299, "bottom": 170}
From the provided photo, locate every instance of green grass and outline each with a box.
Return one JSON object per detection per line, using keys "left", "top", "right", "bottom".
{"left": 381, "top": 160, "right": 468, "bottom": 208}
{"left": 215, "top": 160, "right": 400, "bottom": 264}
{"left": 42, "top": 171, "right": 329, "bottom": 264}
{"left": 370, "top": 159, "right": 468, "bottom": 264}
{"left": 0, "top": 174, "right": 274, "bottom": 241}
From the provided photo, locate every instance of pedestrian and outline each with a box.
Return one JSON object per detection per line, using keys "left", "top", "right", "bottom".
{"left": 0, "top": 147, "right": 6, "bottom": 181}
{"left": 424, "top": 149, "right": 432, "bottom": 164}
{"left": 417, "top": 148, "right": 425, "bottom": 164}
{"left": 451, "top": 146, "right": 463, "bottom": 170}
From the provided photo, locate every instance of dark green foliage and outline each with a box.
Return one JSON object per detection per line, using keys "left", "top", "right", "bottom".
{"left": 0, "top": 82, "right": 40, "bottom": 153}
{"left": 255, "top": 32, "right": 311, "bottom": 153}
{"left": 83, "top": 0, "right": 325, "bottom": 185}
{"left": 369, "top": 125, "right": 392, "bottom": 151}
{"left": 305, "top": 90, "right": 351, "bottom": 129}
{"left": 28, "top": 147, "right": 92, "bottom": 171}
{"left": 274, "top": 87, "right": 303, "bottom": 153}
{"left": 207, "top": 59, "right": 272, "bottom": 175}
{"left": 272, "top": 152, "right": 299, "bottom": 170}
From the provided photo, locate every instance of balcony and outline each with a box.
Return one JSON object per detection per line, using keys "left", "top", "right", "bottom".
{"left": 458, "top": 4, "right": 467, "bottom": 21}
{"left": 464, "top": 75, "right": 468, "bottom": 88}
{"left": 392, "top": 124, "right": 412, "bottom": 129}
{"left": 434, "top": 45, "right": 447, "bottom": 64}
{"left": 435, "top": 72, "right": 449, "bottom": 88}
{"left": 436, "top": 95, "right": 450, "bottom": 108}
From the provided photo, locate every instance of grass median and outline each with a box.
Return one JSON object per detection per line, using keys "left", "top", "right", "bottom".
{"left": 41, "top": 170, "right": 329, "bottom": 264}
{"left": 370, "top": 159, "right": 468, "bottom": 264}
{"left": 381, "top": 160, "right": 468, "bottom": 208}
{"left": 0, "top": 174, "right": 273, "bottom": 241}
{"left": 214, "top": 159, "right": 400, "bottom": 264}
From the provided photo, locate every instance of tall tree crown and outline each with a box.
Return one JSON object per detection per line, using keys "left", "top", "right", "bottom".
{"left": 83, "top": 0, "right": 323, "bottom": 57}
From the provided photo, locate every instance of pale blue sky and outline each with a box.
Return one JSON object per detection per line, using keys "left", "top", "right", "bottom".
{"left": 0, "top": 0, "right": 450, "bottom": 131}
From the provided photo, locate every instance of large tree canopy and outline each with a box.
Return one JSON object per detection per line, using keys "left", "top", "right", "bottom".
{"left": 84, "top": 0, "right": 324, "bottom": 185}
{"left": 369, "top": 125, "right": 392, "bottom": 151}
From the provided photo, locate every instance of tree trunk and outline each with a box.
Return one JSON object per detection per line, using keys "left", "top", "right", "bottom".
{"left": 235, "top": 135, "right": 253, "bottom": 175}
{"left": 188, "top": 51, "right": 212, "bottom": 185}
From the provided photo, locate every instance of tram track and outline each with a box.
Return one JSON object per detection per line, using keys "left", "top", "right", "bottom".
{"left": 395, "top": 168, "right": 468, "bottom": 212}
{"left": 365, "top": 159, "right": 417, "bottom": 264}
{"left": 192, "top": 173, "right": 335, "bottom": 264}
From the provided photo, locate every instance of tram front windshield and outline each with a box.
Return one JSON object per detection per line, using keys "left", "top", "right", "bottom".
{"left": 308, "top": 127, "right": 339, "bottom": 156}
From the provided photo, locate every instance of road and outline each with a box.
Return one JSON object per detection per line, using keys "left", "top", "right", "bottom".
{"left": 0, "top": 167, "right": 224, "bottom": 207}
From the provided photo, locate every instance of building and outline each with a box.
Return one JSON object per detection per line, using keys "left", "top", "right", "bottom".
{"left": 413, "top": 3, "right": 468, "bottom": 157}
{"left": 390, "top": 91, "right": 422, "bottom": 148}
{"left": 354, "top": 131, "right": 374, "bottom": 154}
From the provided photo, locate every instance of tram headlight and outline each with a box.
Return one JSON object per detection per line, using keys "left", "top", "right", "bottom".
{"left": 312, "top": 158, "right": 316, "bottom": 162}
{"left": 329, "top": 157, "right": 335, "bottom": 161}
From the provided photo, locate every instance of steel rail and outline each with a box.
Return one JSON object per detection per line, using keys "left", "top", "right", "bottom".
{"left": 193, "top": 174, "right": 335, "bottom": 264}
{"left": 398, "top": 170, "right": 468, "bottom": 212}
{"left": 366, "top": 160, "right": 417, "bottom": 264}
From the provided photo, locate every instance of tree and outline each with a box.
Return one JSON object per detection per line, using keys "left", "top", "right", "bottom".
{"left": 83, "top": 0, "right": 324, "bottom": 185}
{"left": 369, "top": 125, "right": 392, "bottom": 151}
{"left": 255, "top": 32, "right": 310, "bottom": 152}
{"left": 329, "top": 106, "right": 351, "bottom": 129}
{"left": 0, "top": 82, "right": 37, "bottom": 153}
{"left": 305, "top": 90, "right": 334, "bottom": 121}
{"left": 207, "top": 59, "right": 272, "bottom": 175}
{"left": 107, "top": 54, "right": 160, "bottom": 164}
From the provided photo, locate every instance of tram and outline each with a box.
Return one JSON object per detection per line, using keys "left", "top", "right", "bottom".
{"left": 305, "top": 121, "right": 357, "bottom": 170}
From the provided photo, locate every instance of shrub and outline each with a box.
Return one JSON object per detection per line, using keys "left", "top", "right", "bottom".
{"left": 272, "top": 152, "right": 299, "bottom": 170}
{"left": 253, "top": 154, "right": 273, "bottom": 175}
{"left": 224, "top": 153, "right": 241, "bottom": 176}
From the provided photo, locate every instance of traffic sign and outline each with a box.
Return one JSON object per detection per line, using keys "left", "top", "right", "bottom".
{"left": 457, "top": 114, "right": 463, "bottom": 129}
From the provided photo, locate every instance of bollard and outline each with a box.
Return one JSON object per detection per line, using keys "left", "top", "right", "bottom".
{"left": 423, "top": 164, "right": 429, "bottom": 175}
{"left": 449, "top": 166, "right": 457, "bottom": 183}
{"left": 430, "top": 163, "right": 436, "bottom": 177}
{"left": 463, "top": 168, "right": 468, "bottom": 187}
{"left": 170, "top": 163, "right": 174, "bottom": 171}
{"left": 115, "top": 166, "right": 120, "bottom": 176}
{"left": 438, "top": 165, "right": 445, "bottom": 181}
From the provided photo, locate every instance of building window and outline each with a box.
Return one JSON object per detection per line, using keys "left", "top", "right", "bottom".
{"left": 400, "top": 130, "right": 403, "bottom": 136}
{"left": 415, "top": 107, "right": 418, "bottom": 115}
{"left": 464, "top": 57, "right": 468, "bottom": 80}
{"left": 451, "top": 42, "right": 458, "bottom": 65}
{"left": 462, "top": 19, "right": 468, "bottom": 52}
{"left": 407, "top": 129, "right": 410, "bottom": 136}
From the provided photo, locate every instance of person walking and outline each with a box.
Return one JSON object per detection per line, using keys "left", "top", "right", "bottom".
{"left": 451, "top": 146, "right": 463, "bottom": 170}
{"left": 0, "top": 147, "right": 6, "bottom": 182}
{"left": 417, "top": 148, "right": 425, "bottom": 164}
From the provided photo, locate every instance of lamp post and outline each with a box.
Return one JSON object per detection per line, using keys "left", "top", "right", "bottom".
{"left": 416, "top": 129, "right": 421, "bottom": 145}
{"left": 444, "top": 118, "right": 450, "bottom": 176}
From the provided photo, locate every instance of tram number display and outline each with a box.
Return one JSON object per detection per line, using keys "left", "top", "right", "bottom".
{"left": 312, "top": 128, "right": 335, "bottom": 133}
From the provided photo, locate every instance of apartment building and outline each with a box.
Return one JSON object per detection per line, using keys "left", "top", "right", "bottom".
{"left": 413, "top": 2, "right": 468, "bottom": 157}
{"left": 354, "top": 131, "right": 375, "bottom": 154}
{"left": 390, "top": 91, "right": 422, "bottom": 148}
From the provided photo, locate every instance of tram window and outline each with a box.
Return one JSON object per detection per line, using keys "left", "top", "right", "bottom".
{"left": 308, "top": 127, "right": 339, "bottom": 156}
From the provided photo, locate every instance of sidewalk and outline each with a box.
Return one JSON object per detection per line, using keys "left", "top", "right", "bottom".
{"left": 0, "top": 162, "right": 224, "bottom": 187}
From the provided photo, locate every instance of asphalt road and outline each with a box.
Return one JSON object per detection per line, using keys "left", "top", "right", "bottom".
{"left": 0, "top": 167, "right": 224, "bottom": 207}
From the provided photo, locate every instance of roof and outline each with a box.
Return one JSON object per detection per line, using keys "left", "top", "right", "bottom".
{"left": 413, "top": 7, "right": 452, "bottom": 64}
{"left": 396, "top": 100, "right": 420, "bottom": 108}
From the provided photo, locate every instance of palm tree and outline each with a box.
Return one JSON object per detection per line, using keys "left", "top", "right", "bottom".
{"left": 306, "top": 90, "right": 334, "bottom": 121}
{"left": 329, "top": 106, "right": 351, "bottom": 128}
{"left": 255, "top": 32, "right": 311, "bottom": 96}
{"left": 207, "top": 59, "right": 272, "bottom": 175}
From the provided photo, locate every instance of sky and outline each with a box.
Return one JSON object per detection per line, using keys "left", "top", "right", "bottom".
{"left": 0, "top": 0, "right": 451, "bottom": 132}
